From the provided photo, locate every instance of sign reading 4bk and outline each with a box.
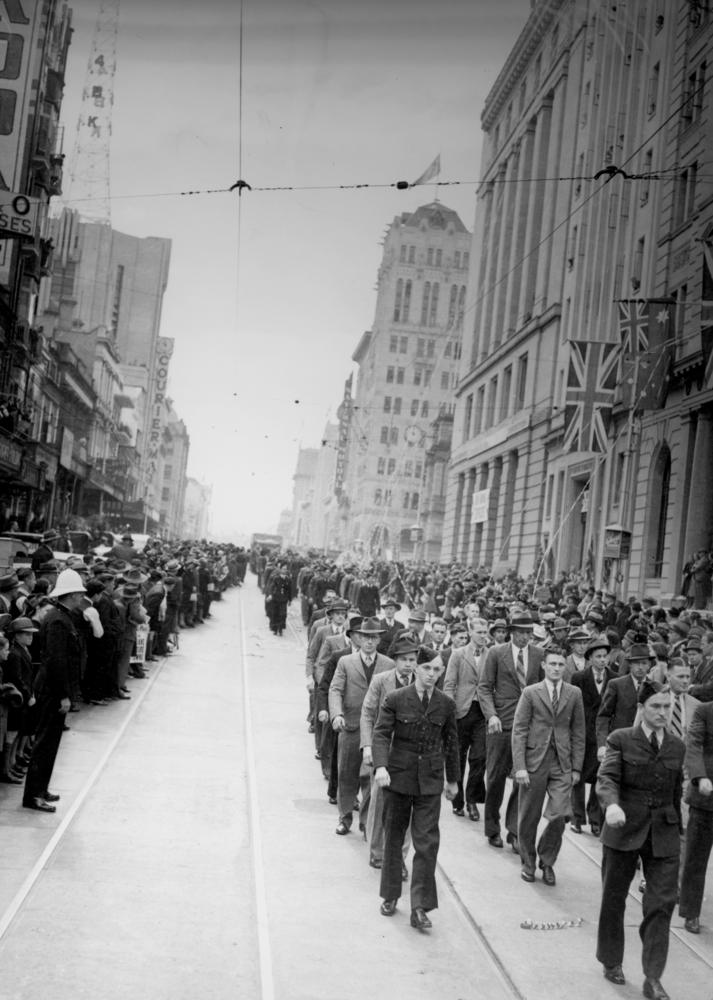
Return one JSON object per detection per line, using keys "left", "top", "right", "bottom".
{"left": 0, "top": 193, "right": 40, "bottom": 239}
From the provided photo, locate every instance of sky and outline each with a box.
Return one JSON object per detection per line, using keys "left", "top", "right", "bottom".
{"left": 59, "top": 0, "right": 532, "bottom": 539}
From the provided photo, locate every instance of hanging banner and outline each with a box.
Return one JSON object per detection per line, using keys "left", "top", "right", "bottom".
{"left": 471, "top": 488, "right": 491, "bottom": 524}
{"left": 142, "top": 337, "right": 174, "bottom": 492}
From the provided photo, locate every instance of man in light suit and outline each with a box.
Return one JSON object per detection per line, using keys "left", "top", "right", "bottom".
{"left": 512, "top": 646, "right": 585, "bottom": 885}
{"left": 665, "top": 659, "right": 701, "bottom": 743}
{"left": 596, "top": 643, "right": 651, "bottom": 763}
{"left": 306, "top": 599, "right": 349, "bottom": 758}
{"left": 329, "top": 618, "right": 393, "bottom": 836}
{"left": 361, "top": 634, "right": 417, "bottom": 870}
{"left": 570, "top": 636, "right": 614, "bottom": 835}
{"left": 477, "top": 613, "right": 545, "bottom": 850}
{"left": 443, "top": 616, "right": 489, "bottom": 820}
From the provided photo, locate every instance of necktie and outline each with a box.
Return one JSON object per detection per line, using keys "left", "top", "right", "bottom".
{"left": 516, "top": 649, "right": 526, "bottom": 686}
{"left": 421, "top": 692, "right": 429, "bottom": 712}
{"left": 649, "top": 730, "right": 659, "bottom": 753}
{"left": 670, "top": 695, "right": 683, "bottom": 739}
{"left": 551, "top": 683, "right": 559, "bottom": 715}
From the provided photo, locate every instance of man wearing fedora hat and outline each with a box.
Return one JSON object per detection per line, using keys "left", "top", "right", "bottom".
{"left": 361, "top": 633, "right": 418, "bottom": 871}
{"left": 596, "top": 643, "right": 652, "bottom": 764}
{"left": 477, "top": 613, "right": 545, "bottom": 850}
{"left": 595, "top": 680, "right": 685, "bottom": 998}
{"left": 23, "top": 569, "right": 87, "bottom": 812}
{"left": 308, "top": 599, "right": 350, "bottom": 768}
{"left": 570, "top": 637, "right": 614, "bottom": 835}
{"left": 377, "top": 597, "right": 404, "bottom": 656}
{"left": 0, "top": 572, "right": 20, "bottom": 616}
{"left": 316, "top": 613, "right": 363, "bottom": 803}
{"left": 329, "top": 617, "right": 392, "bottom": 836}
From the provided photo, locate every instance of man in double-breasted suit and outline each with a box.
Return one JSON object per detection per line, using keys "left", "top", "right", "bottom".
{"left": 679, "top": 701, "right": 713, "bottom": 934}
{"left": 373, "top": 655, "right": 459, "bottom": 930}
{"left": 329, "top": 618, "right": 392, "bottom": 835}
{"left": 512, "top": 646, "right": 585, "bottom": 884}
{"left": 570, "top": 636, "right": 614, "bottom": 834}
{"left": 595, "top": 642, "right": 650, "bottom": 761}
{"left": 595, "top": 681, "right": 685, "bottom": 998}
{"left": 361, "top": 634, "right": 417, "bottom": 869}
{"left": 477, "top": 614, "right": 544, "bottom": 849}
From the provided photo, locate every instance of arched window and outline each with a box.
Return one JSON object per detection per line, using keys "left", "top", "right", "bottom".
{"left": 403, "top": 280, "right": 412, "bottom": 322}
{"left": 421, "top": 282, "right": 431, "bottom": 326}
{"left": 394, "top": 278, "right": 403, "bottom": 321}
{"left": 429, "top": 283, "right": 440, "bottom": 326}
{"left": 646, "top": 443, "right": 671, "bottom": 578}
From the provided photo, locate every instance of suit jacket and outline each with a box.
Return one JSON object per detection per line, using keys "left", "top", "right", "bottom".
{"left": 596, "top": 725, "right": 685, "bottom": 856}
{"left": 305, "top": 621, "right": 342, "bottom": 679}
{"left": 511, "top": 680, "right": 585, "bottom": 775}
{"left": 313, "top": 631, "right": 348, "bottom": 684}
{"left": 443, "top": 642, "right": 488, "bottom": 719}
{"left": 378, "top": 618, "right": 404, "bottom": 656}
{"left": 360, "top": 668, "right": 410, "bottom": 749}
{"left": 372, "top": 684, "right": 460, "bottom": 795}
{"left": 315, "top": 646, "right": 352, "bottom": 717}
{"left": 595, "top": 673, "right": 641, "bottom": 749}
{"left": 477, "top": 642, "right": 545, "bottom": 730}
{"left": 328, "top": 651, "right": 393, "bottom": 731}
{"left": 690, "top": 655, "right": 713, "bottom": 700}
{"left": 564, "top": 653, "right": 586, "bottom": 682}
{"left": 685, "top": 702, "right": 713, "bottom": 811}
{"left": 571, "top": 665, "right": 614, "bottom": 748}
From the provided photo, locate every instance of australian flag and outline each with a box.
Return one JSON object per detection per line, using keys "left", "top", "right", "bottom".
{"left": 617, "top": 299, "right": 674, "bottom": 411}
{"left": 563, "top": 340, "right": 619, "bottom": 453}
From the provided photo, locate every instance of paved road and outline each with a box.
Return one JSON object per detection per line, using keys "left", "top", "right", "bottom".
{"left": 0, "top": 577, "right": 711, "bottom": 1000}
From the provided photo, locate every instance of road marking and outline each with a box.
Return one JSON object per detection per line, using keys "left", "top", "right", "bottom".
{"left": 238, "top": 590, "right": 275, "bottom": 1000}
{"left": 0, "top": 658, "right": 166, "bottom": 943}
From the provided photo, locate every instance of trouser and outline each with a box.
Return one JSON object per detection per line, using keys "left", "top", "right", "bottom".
{"left": 679, "top": 806, "right": 713, "bottom": 919}
{"left": 319, "top": 721, "right": 335, "bottom": 781}
{"left": 366, "top": 773, "right": 411, "bottom": 862}
{"left": 484, "top": 728, "right": 519, "bottom": 839}
{"left": 571, "top": 754, "right": 603, "bottom": 829}
{"left": 380, "top": 789, "right": 441, "bottom": 911}
{"left": 23, "top": 698, "right": 65, "bottom": 802}
{"left": 453, "top": 701, "right": 487, "bottom": 810}
{"left": 596, "top": 837, "right": 679, "bottom": 979}
{"left": 336, "top": 729, "right": 370, "bottom": 829}
{"left": 116, "top": 638, "right": 133, "bottom": 690}
{"left": 517, "top": 744, "right": 570, "bottom": 873}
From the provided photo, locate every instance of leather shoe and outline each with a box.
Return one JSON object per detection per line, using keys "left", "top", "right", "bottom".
{"left": 23, "top": 797, "right": 56, "bottom": 813}
{"left": 590, "top": 823, "right": 600, "bottom": 836}
{"left": 43, "top": 791, "right": 60, "bottom": 803}
{"left": 570, "top": 820, "right": 583, "bottom": 834}
{"left": 467, "top": 804, "right": 480, "bottom": 821}
{"left": 488, "top": 834, "right": 504, "bottom": 849}
{"left": 380, "top": 899, "right": 397, "bottom": 916}
{"left": 507, "top": 833, "right": 519, "bottom": 854}
{"left": 520, "top": 867, "right": 535, "bottom": 883}
{"left": 603, "top": 964, "right": 626, "bottom": 985}
{"left": 335, "top": 822, "right": 350, "bottom": 836}
{"left": 541, "top": 865, "right": 556, "bottom": 886}
{"left": 117, "top": 692, "right": 131, "bottom": 700}
{"left": 684, "top": 916, "right": 700, "bottom": 934}
{"left": 369, "top": 854, "right": 382, "bottom": 869}
{"left": 401, "top": 861, "right": 408, "bottom": 881}
{"left": 643, "top": 978, "right": 670, "bottom": 1000}
{"left": 452, "top": 806, "right": 465, "bottom": 816}
{"left": 410, "top": 907, "right": 432, "bottom": 930}
{"left": 328, "top": 796, "right": 337, "bottom": 805}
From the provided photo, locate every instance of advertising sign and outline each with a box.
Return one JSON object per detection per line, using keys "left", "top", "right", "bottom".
{"left": 0, "top": 191, "right": 39, "bottom": 238}
{"left": 471, "top": 488, "right": 490, "bottom": 524}
{"left": 142, "top": 337, "right": 174, "bottom": 492}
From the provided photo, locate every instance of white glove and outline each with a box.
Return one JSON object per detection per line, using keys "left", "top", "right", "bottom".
{"left": 83, "top": 605, "right": 104, "bottom": 638}
{"left": 605, "top": 803, "right": 626, "bottom": 828}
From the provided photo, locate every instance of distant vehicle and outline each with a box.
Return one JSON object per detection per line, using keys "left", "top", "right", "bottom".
{"left": 92, "top": 531, "right": 150, "bottom": 558}
{"left": 250, "top": 532, "right": 282, "bottom": 551}
{"left": 0, "top": 532, "right": 71, "bottom": 573}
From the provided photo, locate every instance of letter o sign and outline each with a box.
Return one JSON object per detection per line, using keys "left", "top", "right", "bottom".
{"left": 12, "top": 195, "right": 31, "bottom": 216}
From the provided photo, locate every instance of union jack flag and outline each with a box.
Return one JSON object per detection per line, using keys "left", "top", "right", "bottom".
{"left": 617, "top": 299, "right": 674, "bottom": 411}
{"left": 563, "top": 341, "right": 619, "bottom": 453}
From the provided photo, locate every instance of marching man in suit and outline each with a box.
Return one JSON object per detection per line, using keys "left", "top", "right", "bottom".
{"left": 373, "top": 654, "right": 459, "bottom": 930}
{"left": 596, "top": 642, "right": 651, "bottom": 762}
{"left": 678, "top": 700, "right": 713, "bottom": 934}
{"left": 512, "top": 646, "right": 585, "bottom": 885}
{"left": 570, "top": 636, "right": 614, "bottom": 835}
{"left": 595, "top": 680, "right": 685, "bottom": 1000}
{"left": 477, "top": 613, "right": 544, "bottom": 851}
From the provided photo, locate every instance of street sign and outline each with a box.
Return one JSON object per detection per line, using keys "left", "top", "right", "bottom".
{"left": 0, "top": 193, "right": 40, "bottom": 239}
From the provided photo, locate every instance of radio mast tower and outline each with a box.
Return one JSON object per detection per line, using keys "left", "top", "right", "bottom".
{"left": 64, "top": 1, "right": 119, "bottom": 224}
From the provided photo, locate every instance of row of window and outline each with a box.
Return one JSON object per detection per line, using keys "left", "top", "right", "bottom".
{"left": 388, "top": 332, "right": 463, "bottom": 358}
{"left": 376, "top": 457, "right": 424, "bottom": 478}
{"left": 373, "top": 489, "right": 420, "bottom": 509}
{"left": 462, "top": 354, "right": 528, "bottom": 443}
{"left": 398, "top": 246, "right": 470, "bottom": 269}
{"left": 384, "top": 397, "right": 430, "bottom": 418}
{"left": 385, "top": 366, "right": 458, "bottom": 390}
{"left": 393, "top": 280, "right": 467, "bottom": 327}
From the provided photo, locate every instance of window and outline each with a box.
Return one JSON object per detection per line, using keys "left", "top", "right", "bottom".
{"left": 393, "top": 397, "right": 402, "bottom": 415}
{"left": 502, "top": 365, "right": 513, "bottom": 420}
{"left": 417, "top": 337, "right": 425, "bottom": 357}
{"left": 383, "top": 489, "right": 392, "bottom": 506}
{"left": 414, "top": 462, "right": 422, "bottom": 479}
{"left": 162, "top": 486, "right": 171, "bottom": 501}
{"left": 413, "top": 369, "right": 421, "bottom": 386}
{"left": 453, "top": 339, "right": 462, "bottom": 360}
{"left": 683, "top": 63, "right": 705, "bottom": 125}
{"left": 374, "top": 489, "right": 382, "bottom": 506}
{"left": 427, "top": 338, "right": 435, "bottom": 358}
{"left": 474, "top": 385, "right": 485, "bottom": 435}
{"left": 640, "top": 149, "right": 653, "bottom": 205}
{"left": 612, "top": 452, "right": 625, "bottom": 505}
{"left": 387, "top": 458, "right": 396, "bottom": 475}
{"left": 463, "top": 394, "right": 473, "bottom": 442}
{"left": 423, "top": 369, "right": 432, "bottom": 388}
{"left": 408, "top": 246, "right": 415, "bottom": 264}
{"left": 403, "top": 491, "right": 411, "bottom": 509}
{"left": 485, "top": 375, "right": 498, "bottom": 428}
{"left": 545, "top": 474, "right": 554, "bottom": 518}
{"left": 399, "top": 245, "right": 406, "bottom": 262}
{"left": 435, "top": 249, "right": 442, "bottom": 267}
{"left": 380, "top": 426, "right": 389, "bottom": 444}
{"left": 396, "top": 367, "right": 404, "bottom": 384}
{"left": 463, "top": 252, "right": 470, "bottom": 269}
{"left": 390, "top": 427, "right": 398, "bottom": 444}
{"left": 411, "top": 492, "right": 419, "bottom": 510}
{"left": 402, "top": 281, "right": 412, "bottom": 322}
{"left": 411, "top": 399, "right": 419, "bottom": 417}
{"left": 648, "top": 62, "right": 660, "bottom": 116}
{"left": 426, "top": 248, "right": 433, "bottom": 266}
{"left": 394, "top": 279, "right": 403, "bottom": 321}
{"left": 515, "top": 354, "right": 528, "bottom": 410}
{"left": 440, "top": 371, "right": 449, "bottom": 389}
{"left": 445, "top": 340, "right": 452, "bottom": 358}
{"left": 420, "top": 283, "right": 431, "bottom": 325}
{"left": 632, "top": 236, "right": 645, "bottom": 291}
{"left": 567, "top": 225, "right": 578, "bottom": 270}
{"left": 405, "top": 460, "right": 413, "bottom": 477}
{"left": 457, "top": 286, "right": 466, "bottom": 328}
{"left": 389, "top": 334, "right": 398, "bottom": 352}
{"left": 377, "top": 457, "right": 386, "bottom": 475}
{"left": 675, "top": 165, "right": 697, "bottom": 227}
{"left": 386, "top": 366, "right": 394, "bottom": 383}
{"left": 383, "top": 396, "right": 392, "bottom": 413}
{"left": 421, "top": 401, "right": 429, "bottom": 418}
{"left": 454, "top": 251, "right": 461, "bottom": 268}
{"left": 428, "top": 284, "right": 439, "bottom": 326}
{"left": 399, "top": 335, "right": 408, "bottom": 353}
{"left": 448, "top": 284, "right": 458, "bottom": 327}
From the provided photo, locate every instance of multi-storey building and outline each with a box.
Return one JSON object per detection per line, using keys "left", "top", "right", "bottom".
{"left": 341, "top": 202, "right": 471, "bottom": 558}
{"left": 182, "top": 478, "right": 212, "bottom": 539}
{"left": 158, "top": 408, "right": 190, "bottom": 539}
{"left": 289, "top": 447, "right": 319, "bottom": 547}
{"left": 444, "top": 1, "right": 702, "bottom": 590}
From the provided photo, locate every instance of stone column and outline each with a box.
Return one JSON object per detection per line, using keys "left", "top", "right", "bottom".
{"left": 684, "top": 410, "right": 713, "bottom": 553}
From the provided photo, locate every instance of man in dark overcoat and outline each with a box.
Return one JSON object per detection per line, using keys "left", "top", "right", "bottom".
{"left": 570, "top": 635, "right": 614, "bottom": 835}
{"left": 678, "top": 701, "right": 713, "bottom": 934}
